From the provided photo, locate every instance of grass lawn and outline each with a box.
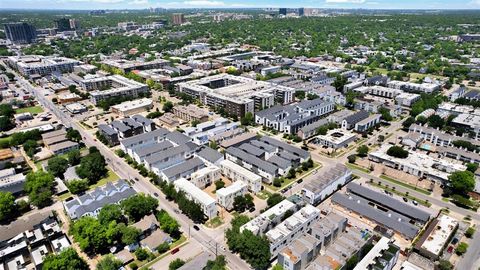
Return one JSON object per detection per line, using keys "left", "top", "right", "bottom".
{"left": 89, "top": 168, "right": 119, "bottom": 189}
{"left": 369, "top": 182, "right": 432, "bottom": 207}
{"left": 15, "top": 106, "right": 44, "bottom": 114}
{"left": 57, "top": 192, "right": 72, "bottom": 201}
{"left": 269, "top": 162, "right": 321, "bottom": 192}
{"left": 346, "top": 163, "right": 371, "bottom": 173}
{"left": 256, "top": 190, "right": 272, "bottom": 200}
{"left": 205, "top": 216, "right": 224, "bottom": 228}
{"left": 380, "top": 175, "right": 431, "bottom": 195}
{"left": 0, "top": 136, "right": 11, "bottom": 146}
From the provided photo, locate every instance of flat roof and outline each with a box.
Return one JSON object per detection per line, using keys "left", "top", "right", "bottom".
{"left": 174, "top": 178, "right": 215, "bottom": 205}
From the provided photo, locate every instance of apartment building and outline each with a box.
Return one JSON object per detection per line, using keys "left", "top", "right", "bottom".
{"left": 101, "top": 59, "right": 168, "bottom": 73}
{"left": 160, "top": 157, "right": 205, "bottom": 182}
{"left": 7, "top": 55, "right": 80, "bottom": 77}
{"left": 174, "top": 178, "right": 217, "bottom": 219}
{"left": 354, "top": 113, "right": 381, "bottom": 132}
{"left": 302, "top": 164, "right": 352, "bottom": 205}
{"left": 354, "top": 237, "right": 400, "bottom": 270}
{"left": 190, "top": 165, "right": 221, "bottom": 189}
{"left": 414, "top": 215, "right": 458, "bottom": 260}
{"left": 241, "top": 200, "right": 297, "bottom": 235}
{"left": 216, "top": 181, "right": 248, "bottom": 210}
{"left": 111, "top": 98, "right": 153, "bottom": 117}
{"left": 172, "top": 104, "right": 209, "bottom": 123}
{"left": 219, "top": 159, "right": 262, "bottom": 193}
{"left": 266, "top": 205, "right": 321, "bottom": 258}
{"left": 312, "top": 129, "right": 357, "bottom": 149}
{"left": 387, "top": 80, "right": 440, "bottom": 94}
{"left": 341, "top": 110, "right": 369, "bottom": 130}
{"left": 0, "top": 168, "right": 26, "bottom": 195}
{"left": 255, "top": 98, "right": 335, "bottom": 134}
{"left": 81, "top": 75, "right": 149, "bottom": 105}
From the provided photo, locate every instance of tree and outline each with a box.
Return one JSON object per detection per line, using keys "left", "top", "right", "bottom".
{"left": 121, "top": 194, "right": 158, "bottom": 222}
{"left": 76, "top": 152, "right": 107, "bottom": 184}
{"left": 378, "top": 107, "right": 393, "bottom": 121}
{"left": 465, "top": 227, "right": 475, "bottom": 238}
{"left": 347, "top": 154, "right": 357, "bottom": 163}
{"left": 121, "top": 226, "right": 141, "bottom": 245}
{"left": 163, "top": 101, "right": 174, "bottom": 113}
{"left": 233, "top": 196, "right": 247, "bottom": 212}
{"left": 333, "top": 75, "right": 347, "bottom": 91}
{"left": 449, "top": 171, "right": 475, "bottom": 195}
{"left": 24, "top": 171, "right": 54, "bottom": 208}
{"left": 156, "top": 241, "right": 170, "bottom": 253}
{"left": 0, "top": 116, "right": 14, "bottom": 132}
{"left": 0, "top": 191, "right": 15, "bottom": 222}
{"left": 67, "top": 179, "right": 89, "bottom": 194}
{"left": 204, "top": 255, "right": 227, "bottom": 270}
{"left": 67, "top": 149, "right": 82, "bottom": 165}
{"left": 402, "top": 117, "right": 415, "bottom": 129}
{"left": 23, "top": 139, "right": 38, "bottom": 157}
{"left": 356, "top": 145, "right": 369, "bottom": 157}
{"left": 271, "top": 264, "right": 284, "bottom": 270}
{"left": 96, "top": 254, "right": 123, "bottom": 270}
{"left": 135, "top": 248, "right": 150, "bottom": 261}
{"left": 69, "top": 216, "right": 108, "bottom": 254}
{"left": 156, "top": 210, "right": 180, "bottom": 236}
{"left": 466, "top": 163, "right": 479, "bottom": 173}
{"left": 240, "top": 112, "right": 254, "bottom": 126}
{"left": 42, "top": 248, "right": 89, "bottom": 270}
{"left": 386, "top": 146, "right": 409, "bottom": 158}
{"left": 245, "top": 194, "right": 254, "bottom": 209}
{"left": 427, "top": 115, "right": 445, "bottom": 129}
{"left": 47, "top": 156, "right": 69, "bottom": 178}
{"left": 437, "top": 260, "right": 453, "bottom": 270}
{"left": 215, "top": 180, "right": 225, "bottom": 190}
{"left": 455, "top": 242, "right": 468, "bottom": 255}
{"left": 66, "top": 129, "right": 82, "bottom": 142}
{"left": 267, "top": 193, "right": 284, "bottom": 208}
{"left": 316, "top": 125, "right": 328, "bottom": 135}
{"left": 98, "top": 204, "right": 123, "bottom": 225}
{"left": 169, "top": 259, "right": 185, "bottom": 270}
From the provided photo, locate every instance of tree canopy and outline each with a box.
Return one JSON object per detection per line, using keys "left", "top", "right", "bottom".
{"left": 42, "top": 248, "right": 89, "bottom": 270}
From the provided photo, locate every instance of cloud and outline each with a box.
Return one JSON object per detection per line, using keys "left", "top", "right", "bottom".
{"left": 130, "top": 0, "right": 148, "bottom": 4}
{"left": 325, "top": 0, "right": 366, "bottom": 3}
{"left": 58, "top": 0, "right": 125, "bottom": 3}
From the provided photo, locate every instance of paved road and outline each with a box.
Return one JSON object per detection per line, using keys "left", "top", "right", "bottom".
{"left": 7, "top": 66, "right": 250, "bottom": 270}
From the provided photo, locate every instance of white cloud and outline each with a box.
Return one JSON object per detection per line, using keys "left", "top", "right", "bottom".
{"left": 130, "top": 0, "right": 148, "bottom": 4}
{"left": 58, "top": 0, "right": 125, "bottom": 3}
{"left": 470, "top": 0, "right": 480, "bottom": 5}
{"left": 325, "top": 0, "right": 366, "bottom": 3}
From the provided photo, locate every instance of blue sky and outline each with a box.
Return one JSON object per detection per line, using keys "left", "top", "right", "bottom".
{"left": 1, "top": 0, "right": 479, "bottom": 10}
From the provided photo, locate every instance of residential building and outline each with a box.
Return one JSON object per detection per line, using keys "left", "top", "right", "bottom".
{"left": 81, "top": 75, "right": 149, "bottom": 105}
{"left": 220, "top": 159, "right": 262, "bottom": 193}
{"left": 396, "top": 92, "right": 421, "bottom": 107}
{"left": 42, "top": 129, "right": 79, "bottom": 155}
{"left": 297, "top": 118, "right": 329, "bottom": 140}
{"left": 387, "top": 80, "right": 440, "bottom": 94}
{"left": 241, "top": 199, "right": 297, "bottom": 235}
{"left": 132, "top": 140, "right": 174, "bottom": 164}
{"left": 437, "top": 146, "right": 480, "bottom": 165}
{"left": 266, "top": 205, "right": 321, "bottom": 258}
{"left": 408, "top": 124, "right": 475, "bottom": 147}
{"left": 0, "top": 149, "right": 14, "bottom": 169}
{"left": 159, "top": 113, "right": 180, "bottom": 127}
{"left": 65, "top": 103, "right": 87, "bottom": 114}
{"left": 57, "top": 93, "right": 82, "bottom": 104}
{"left": 255, "top": 98, "right": 335, "bottom": 134}
{"left": 220, "top": 132, "right": 257, "bottom": 148}
{"left": 0, "top": 168, "right": 26, "bottom": 195}
{"left": 354, "top": 113, "right": 381, "bottom": 132}
{"left": 414, "top": 215, "right": 458, "bottom": 260}
{"left": 172, "top": 13, "right": 186, "bottom": 25}
{"left": 7, "top": 55, "right": 80, "bottom": 77}
{"left": 120, "top": 127, "right": 170, "bottom": 156}
{"left": 145, "top": 143, "right": 197, "bottom": 174}
{"left": 216, "top": 181, "right": 248, "bottom": 210}
{"left": 302, "top": 164, "right": 352, "bottom": 205}
{"left": 353, "top": 237, "right": 400, "bottom": 270}
{"left": 184, "top": 118, "right": 238, "bottom": 145}
{"left": 4, "top": 22, "right": 37, "bottom": 44}
{"left": 190, "top": 165, "right": 221, "bottom": 188}
{"left": 174, "top": 178, "right": 217, "bottom": 219}
{"left": 177, "top": 74, "right": 294, "bottom": 117}
{"left": 160, "top": 157, "right": 205, "bottom": 182}
{"left": 312, "top": 129, "right": 357, "bottom": 149}
{"left": 341, "top": 110, "right": 369, "bottom": 130}
{"left": 64, "top": 179, "right": 135, "bottom": 219}
{"left": 172, "top": 104, "right": 209, "bottom": 123}
{"left": 196, "top": 146, "right": 224, "bottom": 166}
{"left": 101, "top": 59, "right": 168, "bottom": 73}
{"left": 111, "top": 98, "right": 153, "bottom": 117}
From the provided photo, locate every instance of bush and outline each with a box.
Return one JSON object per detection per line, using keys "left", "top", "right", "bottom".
{"left": 134, "top": 248, "right": 150, "bottom": 261}
{"left": 169, "top": 259, "right": 185, "bottom": 270}
{"left": 129, "top": 262, "right": 138, "bottom": 270}
{"left": 455, "top": 242, "right": 468, "bottom": 255}
{"left": 215, "top": 180, "right": 225, "bottom": 190}
{"left": 273, "top": 178, "right": 282, "bottom": 187}
{"left": 465, "top": 227, "right": 476, "bottom": 238}
{"left": 67, "top": 179, "right": 89, "bottom": 194}
{"left": 156, "top": 241, "right": 170, "bottom": 253}
{"left": 386, "top": 146, "right": 408, "bottom": 158}
{"left": 347, "top": 154, "right": 356, "bottom": 163}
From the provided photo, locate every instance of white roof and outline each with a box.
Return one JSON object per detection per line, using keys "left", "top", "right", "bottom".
{"left": 111, "top": 98, "right": 153, "bottom": 112}
{"left": 216, "top": 181, "right": 247, "bottom": 197}
{"left": 174, "top": 178, "right": 215, "bottom": 206}
{"left": 220, "top": 159, "right": 262, "bottom": 182}
{"left": 353, "top": 237, "right": 390, "bottom": 270}
{"left": 420, "top": 215, "right": 458, "bottom": 256}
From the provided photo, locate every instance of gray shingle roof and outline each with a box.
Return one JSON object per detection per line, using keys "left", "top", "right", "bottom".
{"left": 122, "top": 118, "right": 142, "bottom": 129}
{"left": 98, "top": 124, "right": 118, "bottom": 136}
{"left": 121, "top": 128, "right": 170, "bottom": 148}
{"left": 267, "top": 155, "right": 291, "bottom": 170}
{"left": 111, "top": 120, "right": 131, "bottom": 133}
{"left": 239, "top": 143, "right": 264, "bottom": 157}
{"left": 196, "top": 147, "right": 223, "bottom": 164}
{"left": 343, "top": 110, "right": 369, "bottom": 125}
{"left": 134, "top": 140, "right": 174, "bottom": 158}
{"left": 162, "top": 157, "right": 205, "bottom": 179}
{"left": 260, "top": 136, "right": 309, "bottom": 160}
{"left": 226, "top": 147, "right": 278, "bottom": 175}
{"left": 131, "top": 114, "right": 153, "bottom": 127}
{"left": 166, "top": 131, "right": 192, "bottom": 145}
{"left": 144, "top": 144, "right": 192, "bottom": 165}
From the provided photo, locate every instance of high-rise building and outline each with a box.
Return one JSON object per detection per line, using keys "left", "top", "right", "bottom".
{"left": 54, "top": 18, "right": 72, "bottom": 31}
{"left": 4, "top": 22, "right": 37, "bottom": 44}
{"left": 172, "top": 13, "right": 185, "bottom": 25}
{"left": 69, "top": 19, "right": 80, "bottom": 30}
{"left": 298, "top": 7, "right": 305, "bottom": 16}
{"left": 279, "top": 8, "right": 287, "bottom": 15}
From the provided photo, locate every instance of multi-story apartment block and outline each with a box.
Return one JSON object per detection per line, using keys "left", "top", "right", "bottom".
{"left": 81, "top": 75, "right": 150, "bottom": 105}
{"left": 190, "top": 165, "right": 221, "bottom": 188}
{"left": 4, "top": 22, "right": 37, "bottom": 44}
{"left": 302, "top": 164, "right": 352, "bottom": 205}
{"left": 387, "top": 80, "right": 440, "bottom": 94}
{"left": 241, "top": 199, "right": 297, "bottom": 235}
{"left": 174, "top": 178, "right": 217, "bottom": 219}
{"left": 354, "top": 237, "right": 400, "bottom": 270}
{"left": 219, "top": 159, "right": 262, "bottom": 193}
{"left": 173, "top": 104, "right": 209, "bottom": 123}
{"left": 216, "top": 181, "right": 248, "bottom": 210}
{"left": 7, "top": 55, "right": 80, "bottom": 77}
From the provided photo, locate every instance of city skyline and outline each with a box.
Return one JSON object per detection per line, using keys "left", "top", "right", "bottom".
{"left": 1, "top": 0, "right": 480, "bottom": 10}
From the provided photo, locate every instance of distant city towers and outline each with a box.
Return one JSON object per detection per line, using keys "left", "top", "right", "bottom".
{"left": 172, "top": 13, "right": 185, "bottom": 25}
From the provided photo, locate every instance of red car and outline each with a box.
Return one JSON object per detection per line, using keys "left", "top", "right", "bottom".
{"left": 171, "top": 247, "right": 180, "bottom": 254}
{"left": 447, "top": 246, "right": 454, "bottom": 253}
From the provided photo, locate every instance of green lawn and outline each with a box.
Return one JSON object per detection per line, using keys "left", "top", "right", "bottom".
{"left": 89, "top": 168, "right": 119, "bottom": 189}
{"left": 205, "top": 216, "right": 224, "bottom": 228}
{"left": 15, "top": 106, "right": 44, "bottom": 114}
{"left": 256, "top": 190, "right": 272, "bottom": 200}
{"left": 0, "top": 136, "right": 11, "bottom": 146}
{"left": 380, "top": 175, "right": 431, "bottom": 195}
{"left": 346, "top": 163, "right": 371, "bottom": 173}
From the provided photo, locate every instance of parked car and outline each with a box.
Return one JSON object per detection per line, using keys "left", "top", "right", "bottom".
{"left": 412, "top": 200, "right": 418, "bottom": 206}
{"left": 193, "top": 225, "right": 200, "bottom": 231}
{"left": 171, "top": 247, "right": 180, "bottom": 254}
{"left": 403, "top": 197, "right": 408, "bottom": 202}
{"left": 447, "top": 246, "right": 454, "bottom": 253}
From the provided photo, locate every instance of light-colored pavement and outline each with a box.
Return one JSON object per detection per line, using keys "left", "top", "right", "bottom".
{"left": 150, "top": 239, "right": 206, "bottom": 270}
{"left": 7, "top": 67, "right": 251, "bottom": 270}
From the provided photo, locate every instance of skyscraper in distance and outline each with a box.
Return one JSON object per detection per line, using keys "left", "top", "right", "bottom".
{"left": 172, "top": 13, "right": 185, "bottom": 25}
{"left": 4, "top": 22, "right": 37, "bottom": 44}
{"left": 279, "top": 8, "right": 287, "bottom": 16}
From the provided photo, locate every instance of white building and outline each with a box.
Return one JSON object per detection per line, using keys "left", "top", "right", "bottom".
{"left": 266, "top": 205, "right": 320, "bottom": 258}
{"left": 190, "top": 165, "right": 221, "bottom": 189}
{"left": 174, "top": 178, "right": 217, "bottom": 219}
{"left": 7, "top": 55, "right": 80, "bottom": 77}
{"left": 302, "top": 164, "right": 352, "bottom": 205}
{"left": 313, "top": 129, "right": 357, "bottom": 149}
{"left": 395, "top": 92, "right": 421, "bottom": 107}
{"left": 111, "top": 98, "right": 153, "bottom": 117}
{"left": 241, "top": 200, "right": 296, "bottom": 235}
{"left": 216, "top": 181, "right": 248, "bottom": 210}
{"left": 416, "top": 215, "right": 458, "bottom": 260}
{"left": 219, "top": 159, "right": 262, "bottom": 193}
{"left": 81, "top": 75, "right": 149, "bottom": 105}
{"left": 354, "top": 114, "right": 381, "bottom": 132}
{"left": 387, "top": 80, "right": 440, "bottom": 94}
{"left": 353, "top": 237, "right": 400, "bottom": 270}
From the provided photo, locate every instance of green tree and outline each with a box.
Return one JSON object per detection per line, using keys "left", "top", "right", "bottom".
{"left": 347, "top": 154, "right": 357, "bottom": 163}
{"left": 66, "top": 129, "right": 82, "bottom": 142}
{"left": 67, "top": 149, "right": 82, "bottom": 165}
{"left": 76, "top": 151, "right": 107, "bottom": 184}
{"left": 23, "top": 139, "right": 38, "bottom": 157}
{"left": 0, "top": 116, "right": 14, "bottom": 132}
{"left": 47, "top": 156, "right": 69, "bottom": 178}
{"left": 135, "top": 248, "right": 150, "bottom": 261}
{"left": 96, "top": 254, "right": 123, "bottom": 270}
{"left": 386, "top": 146, "right": 409, "bottom": 158}
{"left": 455, "top": 242, "right": 468, "bottom": 255}
{"left": 402, "top": 117, "right": 415, "bottom": 129}
{"left": 67, "top": 179, "right": 89, "bottom": 194}
{"left": 156, "top": 241, "right": 170, "bottom": 253}
{"left": 42, "top": 248, "right": 89, "bottom": 270}
{"left": 156, "top": 210, "right": 180, "bottom": 236}
{"left": 169, "top": 259, "right": 185, "bottom": 270}
{"left": 204, "top": 255, "right": 227, "bottom": 270}
{"left": 437, "top": 260, "right": 453, "bottom": 270}
{"left": 0, "top": 191, "right": 15, "bottom": 222}
{"left": 120, "top": 226, "right": 141, "bottom": 245}
{"left": 465, "top": 227, "right": 476, "bottom": 238}
{"left": 69, "top": 216, "right": 108, "bottom": 254}
{"left": 356, "top": 145, "right": 369, "bottom": 157}
{"left": 215, "top": 180, "right": 225, "bottom": 190}
{"left": 163, "top": 101, "right": 174, "bottom": 113}
{"left": 121, "top": 194, "right": 158, "bottom": 222}
{"left": 267, "top": 193, "right": 285, "bottom": 208}
{"left": 449, "top": 171, "right": 475, "bottom": 195}
{"left": 240, "top": 112, "right": 255, "bottom": 126}
{"left": 378, "top": 107, "right": 393, "bottom": 121}
{"left": 24, "top": 171, "right": 54, "bottom": 208}
{"left": 333, "top": 75, "right": 347, "bottom": 91}
{"left": 233, "top": 195, "right": 247, "bottom": 212}
{"left": 466, "top": 163, "right": 479, "bottom": 173}
{"left": 98, "top": 204, "right": 123, "bottom": 225}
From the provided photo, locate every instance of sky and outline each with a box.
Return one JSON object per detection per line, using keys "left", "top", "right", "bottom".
{"left": 1, "top": 0, "right": 480, "bottom": 10}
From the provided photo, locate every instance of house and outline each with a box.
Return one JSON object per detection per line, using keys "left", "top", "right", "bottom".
{"left": 241, "top": 199, "right": 297, "bottom": 235}
{"left": 220, "top": 159, "right": 262, "bottom": 193}
{"left": 353, "top": 237, "right": 400, "bottom": 270}
{"left": 0, "top": 168, "right": 26, "bottom": 195}
{"left": 159, "top": 157, "right": 205, "bottom": 182}
{"left": 97, "top": 124, "right": 119, "bottom": 146}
